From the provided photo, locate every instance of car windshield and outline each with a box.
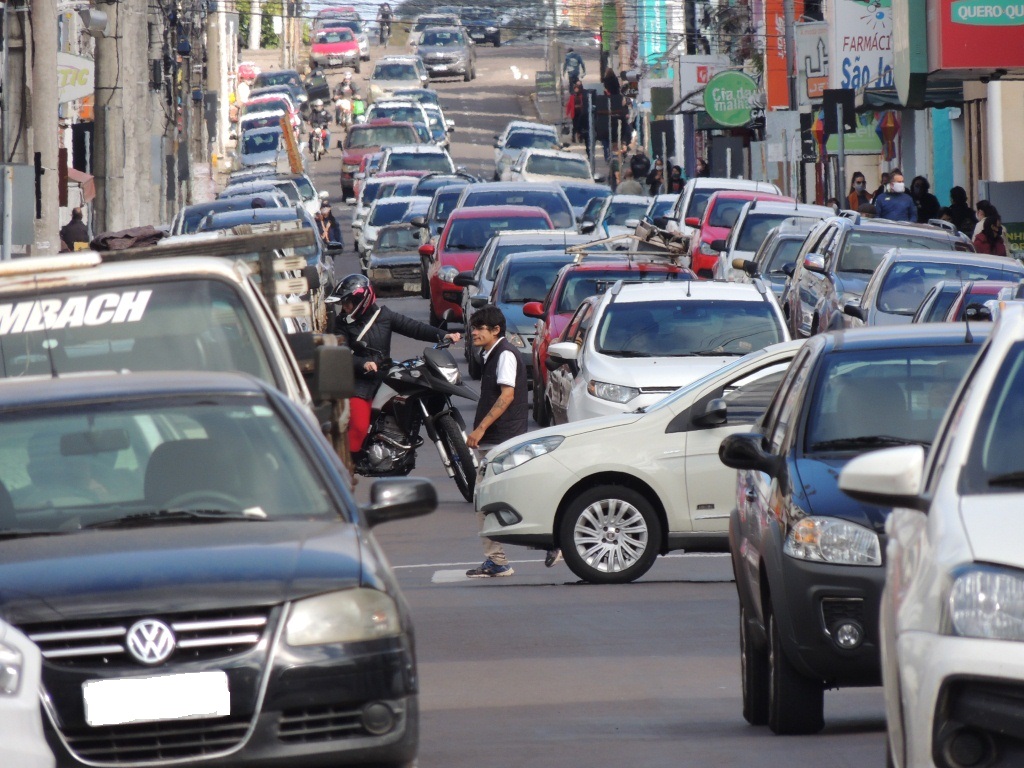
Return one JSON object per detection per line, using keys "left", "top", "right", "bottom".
{"left": 375, "top": 226, "right": 421, "bottom": 251}
{"left": 243, "top": 98, "right": 291, "bottom": 115}
{"left": 557, "top": 270, "right": 682, "bottom": 312}
{"left": 431, "top": 188, "right": 464, "bottom": 222}
{"left": 604, "top": 200, "right": 650, "bottom": 226}
{"left": 350, "top": 126, "right": 417, "bottom": 148}
{"left": 737, "top": 214, "right": 814, "bottom": 252}
{"left": 707, "top": 198, "right": 752, "bottom": 228}
{"left": 506, "top": 133, "right": 558, "bottom": 151}
{"left": 963, "top": 341, "right": 1024, "bottom": 491}
{"left": 877, "top": 261, "right": 1022, "bottom": 315}
{"left": 373, "top": 64, "right": 419, "bottom": 81}
{"left": 595, "top": 300, "right": 783, "bottom": 356}
{"left": 316, "top": 30, "right": 353, "bottom": 43}
{"left": 445, "top": 217, "right": 551, "bottom": 250}
{"left": 685, "top": 188, "right": 726, "bottom": 219}
{"left": 0, "top": 399, "right": 335, "bottom": 524}
{"left": 836, "top": 231, "right": 955, "bottom": 273}
{"left": 487, "top": 243, "right": 566, "bottom": 280}
{"left": 387, "top": 153, "right": 452, "bottom": 172}
{"left": 561, "top": 185, "right": 609, "bottom": 208}
{"left": 764, "top": 238, "right": 803, "bottom": 275}
{"left": 241, "top": 132, "right": 281, "bottom": 154}
{"left": 370, "top": 106, "right": 423, "bottom": 124}
{"left": 240, "top": 115, "right": 280, "bottom": 131}
{"left": 803, "top": 345, "right": 978, "bottom": 453}
{"left": 326, "top": 19, "right": 361, "bottom": 33}
{"left": 524, "top": 155, "right": 591, "bottom": 179}
{"left": 0, "top": 280, "right": 276, "bottom": 384}
{"left": 501, "top": 261, "right": 569, "bottom": 303}
{"left": 255, "top": 71, "right": 300, "bottom": 87}
{"left": 369, "top": 200, "right": 411, "bottom": 226}
{"left": 377, "top": 181, "right": 415, "bottom": 200}
{"left": 919, "top": 285, "right": 962, "bottom": 323}
{"left": 183, "top": 199, "right": 283, "bottom": 233}
{"left": 361, "top": 181, "right": 386, "bottom": 206}
{"left": 421, "top": 30, "right": 461, "bottom": 45}
{"left": 648, "top": 198, "right": 675, "bottom": 219}
{"left": 463, "top": 191, "right": 572, "bottom": 229}
{"left": 393, "top": 89, "right": 438, "bottom": 104}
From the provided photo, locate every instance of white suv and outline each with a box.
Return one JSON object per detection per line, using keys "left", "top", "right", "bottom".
{"left": 664, "top": 177, "right": 782, "bottom": 247}
{"left": 547, "top": 279, "right": 789, "bottom": 421}
{"left": 839, "top": 301, "right": 1024, "bottom": 768}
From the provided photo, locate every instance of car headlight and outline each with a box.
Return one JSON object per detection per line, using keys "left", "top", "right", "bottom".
{"left": 286, "top": 589, "right": 401, "bottom": 646}
{"left": 587, "top": 380, "right": 640, "bottom": 404}
{"left": 783, "top": 517, "right": 881, "bottom": 566}
{"left": 486, "top": 25, "right": 497, "bottom": 31}
{"left": 949, "top": 566, "right": 1024, "bottom": 641}
{"left": 343, "top": 163, "right": 360, "bottom": 172}
{"left": 506, "top": 331, "right": 526, "bottom": 348}
{"left": 438, "top": 265, "right": 460, "bottom": 283}
{"left": 0, "top": 640, "right": 24, "bottom": 696}
{"left": 490, "top": 436, "right": 564, "bottom": 475}
{"left": 698, "top": 240, "right": 719, "bottom": 256}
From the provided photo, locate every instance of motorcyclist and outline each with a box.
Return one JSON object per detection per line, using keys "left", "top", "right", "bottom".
{"left": 329, "top": 274, "right": 460, "bottom": 454}
{"left": 333, "top": 72, "right": 360, "bottom": 126}
{"left": 377, "top": 2, "right": 393, "bottom": 45}
{"left": 308, "top": 98, "right": 331, "bottom": 156}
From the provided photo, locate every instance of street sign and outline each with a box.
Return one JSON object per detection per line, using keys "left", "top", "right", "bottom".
{"left": 703, "top": 71, "right": 760, "bottom": 128}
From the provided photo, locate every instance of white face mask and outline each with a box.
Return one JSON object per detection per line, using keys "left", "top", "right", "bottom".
{"left": 891, "top": 182, "right": 905, "bottom": 193}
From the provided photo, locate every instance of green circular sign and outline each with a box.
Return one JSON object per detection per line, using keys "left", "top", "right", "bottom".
{"left": 703, "top": 71, "right": 760, "bottom": 128}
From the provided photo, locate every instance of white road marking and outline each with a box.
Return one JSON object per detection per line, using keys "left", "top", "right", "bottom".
{"left": 432, "top": 569, "right": 473, "bottom": 583}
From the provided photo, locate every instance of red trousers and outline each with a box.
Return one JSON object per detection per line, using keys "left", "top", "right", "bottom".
{"left": 348, "top": 397, "right": 373, "bottom": 453}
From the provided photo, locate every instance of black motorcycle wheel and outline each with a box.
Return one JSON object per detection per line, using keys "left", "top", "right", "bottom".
{"left": 437, "top": 414, "right": 475, "bottom": 502}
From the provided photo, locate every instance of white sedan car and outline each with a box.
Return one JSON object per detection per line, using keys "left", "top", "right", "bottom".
{"left": 548, "top": 280, "right": 790, "bottom": 422}
{"left": 504, "top": 148, "right": 593, "bottom": 184}
{"left": 477, "top": 340, "right": 803, "bottom": 583}
{"left": 0, "top": 619, "right": 54, "bottom": 768}
{"left": 840, "top": 301, "right": 1024, "bottom": 768}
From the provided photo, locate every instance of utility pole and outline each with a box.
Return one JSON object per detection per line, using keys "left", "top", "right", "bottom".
{"left": 249, "top": 0, "right": 263, "bottom": 50}
{"left": 93, "top": 0, "right": 124, "bottom": 234}
{"left": 32, "top": 0, "right": 60, "bottom": 254}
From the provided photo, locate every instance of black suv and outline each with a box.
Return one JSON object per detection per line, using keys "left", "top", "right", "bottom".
{"left": 463, "top": 12, "right": 501, "bottom": 46}
{"left": 781, "top": 214, "right": 973, "bottom": 338}
{"left": 718, "top": 324, "right": 985, "bottom": 734}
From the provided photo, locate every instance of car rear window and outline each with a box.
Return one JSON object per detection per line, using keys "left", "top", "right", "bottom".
{"left": 462, "top": 190, "right": 573, "bottom": 229}
{"left": 707, "top": 198, "right": 750, "bottom": 228}
{"left": 557, "top": 270, "right": 683, "bottom": 312}
{"left": 386, "top": 153, "right": 453, "bottom": 173}
{"left": 877, "top": 261, "right": 1023, "bottom": 316}
{"left": 837, "top": 231, "right": 958, "bottom": 273}
{"left": 604, "top": 200, "right": 650, "bottom": 226}
{"left": 445, "top": 216, "right": 551, "bottom": 251}
{"left": 524, "top": 155, "right": 591, "bottom": 180}
{"left": 347, "top": 126, "right": 418, "bottom": 148}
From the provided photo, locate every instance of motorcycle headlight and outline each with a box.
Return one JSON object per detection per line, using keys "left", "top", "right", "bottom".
{"left": 490, "top": 436, "right": 564, "bottom": 475}
{"left": 435, "top": 361, "right": 462, "bottom": 385}
{"left": 587, "top": 380, "right": 640, "bottom": 404}
{"left": 783, "top": 517, "right": 881, "bottom": 566}
{"left": 0, "top": 640, "right": 25, "bottom": 696}
{"left": 506, "top": 331, "right": 526, "bottom": 348}
{"left": 949, "top": 566, "right": 1024, "bottom": 641}
{"left": 286, "top": 589, "right": 401, "bottom": 646}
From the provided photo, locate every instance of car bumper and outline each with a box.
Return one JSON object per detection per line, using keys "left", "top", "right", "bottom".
{"left": 428, "top": 278, "right": 463, "bottom": 321}
{"left": 476, "top": 454, "right": 566, "bottom": 548}
{"left": 566, "top": 389, "right": 668, "bottom": 422}
{"left": 367, "top": 262, "right": 423, "bottom": 294}
{"left": 44, "top": 636, "right": 417, "bottom": 768}
{"left": 897, "top": 632, "right": 1024, "bottom": 768}
{"left": 691, "top": 251, "right": 718, "bottom": 277}
{"left": 774, "top": 555, "right": 886, "bottom": 686}
{"left": 424, "top": 61, "right": 467, "bottom": 76}
{"left": 313, "top": 52, "right": 359, "bottom": 67}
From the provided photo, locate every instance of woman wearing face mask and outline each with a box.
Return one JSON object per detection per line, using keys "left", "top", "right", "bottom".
{"left": 973, "top": 215, "right": 1008, "bottom": 256}
{"left": 847, "top": 172, "right": 870, "bottom": 211}
{"left": 973, "top": 200, "right": 998, "bottom": 238}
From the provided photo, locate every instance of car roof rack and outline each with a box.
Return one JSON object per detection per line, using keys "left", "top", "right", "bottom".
{"left": 565, "top": 222, "right": 690, "bottom": 265}
{"left": 837, "top": 209, "right": 860, "bottom": 223}
{"left": 927, "top": 218, "right": 958, "bottom": 234}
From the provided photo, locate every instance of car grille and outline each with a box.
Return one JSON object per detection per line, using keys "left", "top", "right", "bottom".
{"left": 820, "top": 597, "right": 865, "bottom": 634}
{"left": 389, "top": 265, "right": 420, "bottom": 280}
{"left": 61, "top": 716, "right": 251, "bottom": 764}
{"left": 278, "top": 705, "right": 368, "bottom": 742}
{"left": 26, "top": 607, "right": 271, "bottom": 666}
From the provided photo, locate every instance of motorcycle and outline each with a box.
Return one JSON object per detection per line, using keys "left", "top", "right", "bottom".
{"left": 309, "top": 126, "right": 326, "bottom": 161}
{"left": 379, "top": 19, "right": 391, "bottom": 46}
{"left": 354, "top": 339, "right": 478, "bottom": 501}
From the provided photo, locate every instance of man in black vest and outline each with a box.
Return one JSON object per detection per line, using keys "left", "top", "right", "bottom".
{"left": 466, "top": 305, "right": 529, "bottom": 578}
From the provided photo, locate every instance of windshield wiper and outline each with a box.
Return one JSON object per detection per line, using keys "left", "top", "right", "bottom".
{"left": 601, "top": 350, "right": 651, "bottom": 357}
{"left": 84, "top": 509, "right": 267, "bottom": 529}
{"left": 690, "top": 350, "right": 746, "bottom": 356}
{"left": 987, "top": 471, "right": 1024, "bottom": 487}
{"left": 809, "top": 435, "right": 928, "bottom": 452}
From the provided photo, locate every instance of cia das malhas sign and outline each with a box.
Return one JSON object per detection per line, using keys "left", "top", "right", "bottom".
{"left": 703, "top": 71, "right": 760, "bottom": 128}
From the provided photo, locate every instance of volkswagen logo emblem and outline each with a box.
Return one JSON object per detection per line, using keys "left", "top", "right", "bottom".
{"left": 126, "top": 619, "right": 176, "bottom": 665}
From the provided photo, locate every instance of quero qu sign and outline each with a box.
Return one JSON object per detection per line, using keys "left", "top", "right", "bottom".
{"left": 703, "top": 71, "right": 760, "bottom": 128}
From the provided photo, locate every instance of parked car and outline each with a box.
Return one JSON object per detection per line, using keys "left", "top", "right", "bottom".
{"left": 366, "top": 222, "right": 425, "bottom": 294}
{"left": 456, "top": 181, "right": 575, "bottom": 230}
{"left": 720, "top": 324, "right": 985, "bottom": 735}
{"left": 688, "top": 191, "right": 795, "bottom": 277}
{"left": 547, "top": 279, "right": 789, "bottom": 422}
{"left": 580, "top": 194, "right": 653, "bottom": 238}
{"left": 420, "top": 205, "right": 554, "bottom": 325}
{"left": 732, "top": 219, "right": 820, "bottom": 301}
{"left": 0, "top": 371, "right": 435, "bottom": 767}
{"left": 528, "top": 257, "right": 691, "bottom": 425}
{"left": 663, "top": 177, "right": 782, "bottom": 252}
{"left": 783, "top": 214, "right": 975, "bottom": 338}
{"left": 476, "top": 340, "right": 804, "bottom": 583}
{"left": 713, "top": 199, "right": 834, "bottom": 280}
{"left": 339, "top": 119, "right": 421, "bottom": 198}
{"left": 843, "top": 249, "right": 1024, "bottom": 327}
{"left": 839, "top": 302, "right": 1024, "bottom": 768}
{"left": 0, "top": 619, "right": 54, "bottom": 768}
{"left": 504, "top": 148, "right": 593, "bottom": 184}
{"left": 171, "top": 195, "right": 287, "bottom": 235}
{"left": 412, "top": 26, "right": 477, "bottom": 81}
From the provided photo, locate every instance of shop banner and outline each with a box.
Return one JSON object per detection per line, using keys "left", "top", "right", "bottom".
{"left": 929, "top": 0, "right": 1024, "bottom": 70}
{"left": 57, "top": 53, "right": 94, "bottom": 104}
{"left": 829, "top": 0, "right": 894, "bottom": 91}
{"left": 795, "top": 21, "right": 829, "bottom": 108}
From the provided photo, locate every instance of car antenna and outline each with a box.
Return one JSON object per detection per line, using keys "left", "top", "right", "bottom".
{"left": 686, "top": 276, "right": 691, "bottom": 297}
{"left": 33, "top": 275, "right": 59, "bottom": 378}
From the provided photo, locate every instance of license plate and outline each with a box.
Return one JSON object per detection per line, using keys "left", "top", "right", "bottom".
{"left": 83, "top": 671, "right": 231, "bottom": 727}
{"left": 403, "top": 281, "right": 420, "bottom": 293}
{"left": 471, "top": 33, "right": 484, "bottom": 39}
{"left": 329, "top": 57, "right": 343, "bottom": 66}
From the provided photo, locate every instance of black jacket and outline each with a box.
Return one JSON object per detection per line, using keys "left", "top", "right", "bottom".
{"left": 335, "top": 304, "right": 445, "bottom": 400}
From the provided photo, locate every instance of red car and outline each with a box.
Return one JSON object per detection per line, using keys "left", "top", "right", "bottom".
{"left": 689, "top": 190, "right": 794, "bottom": 278}
{"left": 944, "top": 279, "right": 1017, "bottom": 321}
{"left": 420, "top": 206, "right": 553, "bottom": 325}
{"left": 524, "top": 258, "right": 694, "bottom": 425}
{"left": 310, "top": 27, "right": 361, "bottom": 71}
{"left": 340, "top": 119, "right": 420, "bottom": 197}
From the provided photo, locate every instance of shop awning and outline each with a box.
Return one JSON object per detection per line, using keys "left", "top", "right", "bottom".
{"left": 855, "top": 80, "right": 964, "bottom": 112}
{"left": 68, "top": 168, "right": 95, "bottom": 203}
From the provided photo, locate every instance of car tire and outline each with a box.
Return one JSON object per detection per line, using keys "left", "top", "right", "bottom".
{"left": 559, "top": 485, "right": 661, "bottom": 584}
{"left": 493, "top": 38, "right": 501, "bottom": 47}
{"left": 420, "top": 260, "right": 431, "bottom": 299}
{"left": 354, "top": 60, "right": 361, "bottom": 74}
{"left": 463, "top": 67, "right": 471, "bottom": 82}
{"left": 767, "top": 608, "right": 824, "bottom": 735}
{"left": 740, "top": 605, "right": 770, "bottom": 726}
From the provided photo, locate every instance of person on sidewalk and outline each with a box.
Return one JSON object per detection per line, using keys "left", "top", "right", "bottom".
{"left": 562, "top": 48, "right": 586, "bottom": 91}
{"left": 973, "top": 215, "right": 1008, "bottom": 256}
{"left": 465, "top": 305, "right": 530, "bottom": 578}
{"left": 615, "top": 167, "right": 645, "bottom": 195}
{"left": 59, "top": 208, "right": 90, "bottom": 251}
{"left": 874, "top": 172, "right": 917, "bottom": 222}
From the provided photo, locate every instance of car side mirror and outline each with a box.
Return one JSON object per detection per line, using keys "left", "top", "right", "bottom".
{"left": 410, "top": 215, "right": 427, "bottom": 228}
{"left": 523, "top": 301, "right": 544, "bottom": 319}
{"left": 838, "top": 445, "right": 928, "bottom": 511}
{"left": 579, "top": 221, "right": 596, "bottom": 234}
{"left": 843, "top": 301, "right": 865, "bottom": 320}
{"left": 710, "top": 239, "right": 728, "bottom": 252}
{"left": 418, "top": 243, "right": 435, "bottom": 258}
{"left": 781, "top": 262, "right": 795, "bottom": 277}
{"left": 684, "top": 216, "right": 700, "bottom": 228}
{"left": 734, "top": 258, "right": 759, "bottom": 277}
{"left": 453, "top": 270, "right": 477, "bottom": 287}
{"left": 354, "top": 172, "right": 365, "bottom": 180}
{"left": 363, "top": 478, "right": 437, "bottom": 527}
{"left": 652, "top": 216, "right": 670, "bottom": 229}
{"left": 547, "top": 341, "right": 579, "bottom": 362}
{"left": 718, "top": 432, "right": 781, "bottom": 475}
{"left": 694, "top": 397, "right": 727, "bottom": 428}
{"left": 302, "top": 265, "right": 321, "bottom": 293}
{"left": 312, "top": 344, "right": 356, "bottom": 400}
{"left": 964, "top": 302, "right": 993, "bottom": 321}
{"left": 803, "top": 253, "right": 827, "bottom": 274}
{"left": 470, "top": 295, "right": 489, "bottom": 308}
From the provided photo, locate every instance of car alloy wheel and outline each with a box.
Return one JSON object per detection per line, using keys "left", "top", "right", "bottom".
{"left": 559, "top": 485, "right": 660, "bottom": 584}
{"left": 767, "top": 608, "right": 824, "bottom": 734}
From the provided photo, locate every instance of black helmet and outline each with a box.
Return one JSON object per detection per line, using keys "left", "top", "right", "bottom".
{"left": 331, "top": 273, "right": 376, "bottom": 323}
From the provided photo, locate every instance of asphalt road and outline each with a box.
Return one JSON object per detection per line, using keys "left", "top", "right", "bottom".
{"left": 305, "top": 41, "right": 887, "bottom": 768}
